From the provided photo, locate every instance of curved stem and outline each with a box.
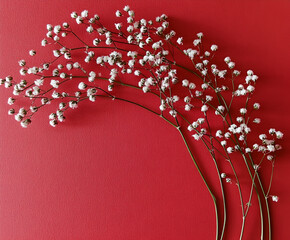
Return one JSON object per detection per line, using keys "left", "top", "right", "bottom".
{"left": 168, "top": 57, "right": 266, "bottom": 239}
{"left": 177, "top": 127, "right": 219, "bottom": 240}
{"left": 97, "top": 93, "right": 219, "bottom": 239}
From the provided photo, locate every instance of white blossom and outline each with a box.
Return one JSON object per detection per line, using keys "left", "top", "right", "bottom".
{"left": 50, "top": 79, "right": 60, "bottom": 88}
{"left": 228, "top": 62, "right": 235, "bottom": 69}
{"left": 275, "top": 131, "right": 283, "bottom": 139}
{"left": 71, "top": 12, "right": 78, "bottom": 18}
{"left": 185, "top": 104, "right": 191, "bottom": 111}
{"left": 210, "top": 45, "right": 218, "bottom": 51}
{"left": 197, "top": 118, "right": 205, "bottom": 124}
{"left": 116, "top": 10, "right": 122, "bottom": 17}
{"left": 271, "top": 196, "right": 279, "bottom": 202}
{"left": 76, "top": 16, "right": 83, "bottom": 24}
{"left": 86, "top": 25, "right": 94, "bottom": 33}
{"left": 240, "top": 108, "right": 247, "bottom": 115}
{"left": 21, "top": 119, "right": 31, "bottom": 128}
{"left": 193, "top": 39, "right": 201, "bottom": 46}
{"left": 29, "top": 50, "right": 36, "bottom": 56}
{"left": 267, "top": 155, "right": 274, "bottom": 161}
{"left": 49, "top": 119, "right": 58, "bottom": 127}
{"left": 224, "top": 57, "right": 231, "bottom": 63}
{"left": 253, "top": 103, "right": 260, "bottom": 109}
{"left": 196, "top": 32, "right": 203, "bottom": 38}
{"left": 7, "top": 97, "right": 15, "bottom": 105}
{"left": 267, "top": 145, "right": 275, "bottom": 152}
{"left": 253, "top": 118, "right": 261, "bottom": 124}
{"left": 81, "top": 10, "right": 88, "bottom": 18}
{"left": 189, "top": 83, "right": 196, "bottom": 89}
{"left": 247, "top": 70, "right": 254, "bottom": 76}
{"left": 192, "top": 134, "right": 201, "bottom": 140}
{"left": 177, "top": 37, "right": 183, "bottom": 45}
{"left": 216, "top": 130, "right": 223, "bottom": 138}
{"left": 247, "top": 85, "right": 255, "bottom": 92}
{"left": 124, "top": 5, "right": 130, "bottom": 12}
{"left": 78, "top": 82, "right": 87, "bottom": 90}
{"left": 227, "top": 147, "right": 234, "bottom": 154}
{"left": 221, "top": 173, "right": 226, "bottom": 178}
{"left": 53, "top": 25, "right": 61, "bottom": 34}
{"left": 201, "top": 105, "right": 208, "bottom": 112}
{"left": 259, "top": 134, "right": 267, "bottom": 140}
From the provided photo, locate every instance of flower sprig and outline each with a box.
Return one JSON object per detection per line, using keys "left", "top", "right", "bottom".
{"left": 0, "top": 5, "right": 283, "bottom": 240}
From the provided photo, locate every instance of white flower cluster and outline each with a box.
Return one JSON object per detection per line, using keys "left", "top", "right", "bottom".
{"left": 0, "top": 5, "right": 283, "bottom": 220}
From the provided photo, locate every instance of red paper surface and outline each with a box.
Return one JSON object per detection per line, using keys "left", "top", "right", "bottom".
{"left": 0, "top": 0, "right": 289, "bottom": 239}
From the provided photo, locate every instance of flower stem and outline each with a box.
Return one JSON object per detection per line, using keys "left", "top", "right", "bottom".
{"left": 177, "top": 127, "right": 219, "bottom": 240}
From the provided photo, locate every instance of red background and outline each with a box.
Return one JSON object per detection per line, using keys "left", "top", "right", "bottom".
{"left": 0, "top": 0, "right": 289, "bottom": 239}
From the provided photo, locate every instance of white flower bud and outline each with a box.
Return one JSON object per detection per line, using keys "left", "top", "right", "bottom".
{"left": 71, "top": 12, "right": 78, "bottom": 18}
{"left": 78, "top": 82, "right": 87, "bottom": 90}
{"left": 271, "top": 196, "right": 279, "bottom": 202}
{"left": 221, "top": 173, "right": 226, "bottom": 178}
{"left": 189, "top": 83, "right": 196, "bottom": 89}
{"left": 210, "top": 45, "right": 218, "bottom": 51}
{"left": 116, "top": 10, "right": 122, "bottom": 17}
{"left": 29, "top": 50, "right": 36, "bottom": 56}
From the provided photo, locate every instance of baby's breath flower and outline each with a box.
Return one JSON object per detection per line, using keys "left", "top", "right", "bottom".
{"left": 267, "top": 145, "right": 275, "bottom": 152}
{"left": 185, "top": 104, "right": 192, "bottom": 111}
{"left": 196, "top": 32, "right": 203, "bottom": 38}
{"left": 78, "top": 82, "right": 87, "bottom": 90}
{"left": 29, "top": 50, "right": 36, "bottom": 56}
{"left": 7, "top": 97, "right": 15, "bottom": 105}
{"left": 81, "top": 10, "right": 88, "bottom": 18}
{"left": 245, "top": 148, "right": 251, "bottom": 153}
{"left": 216, "top": 130, "right": 223, "bottom": 138}
{"left": 8, "top": 108, "right": 15, "bottom": 115}
{"left": 21, "top": 119, "right": 31, "bottom": 128}
{"left": 224, "top": 57, "right": 231, "bottom": 63}
{"left": 189, "top": 83, "right": 196, "bottom": 89}
{"left": 253, "top": 164, "right": 259, "bottom": 171}
{"left": 18, "top": 60, "right": 26, "bottom": 67}
{"left": 240, "top": 108, "right": 247, "bottom": 115}
{"left": 50, "top": 79, "right": 59, "bottom": 88}
{"left": 192, "top": 134, "right": 201, "bottom": 141}
{"left": 201, "top": 105, "right": 208, "bottom": 112}
{"left": 49, "top": 119, "right": 58, "bottom": 127}
{"left": 193, "top": 39, "right": 201, "bottom": 46}
{"left": 116, "top": 10, "right": 122, "bottom": 17}
{"left": 253, "top": 103, "right": 260, "bottom": 110}
{"left": 253, "top": 118, "right": 261, "bottom": 124}
{"left": 275, "top": 131, "right": 283, "bottom": 139}
{"left": 210, "top": 45, "right": 218, "bottom": 51}
{"left": 227, "top": 147, "right": 234, "bottom": 154}
{"left": 271, "top": 196, "right": 279, "bottom": 202}
{"left": 86, "top": 25, "right": 94, "bottom": 33}
{"left": 115, "top": 23, "right": 122, "bottom": 30}
{"left": 197, "top": 118, "right": 205, "bottom": 124}
{"left": 226, "top": 178, "right": 231, "bottom": 183}
{"left": 221, "top": 173, "right": 226, "bottom": 178}
{"left": 259, "top": 134, "right": 267, "bottom": 141}
{"left": 63, "top": 22, "right": 69, "bottom": 28}
{"left": 46, "top": 24, "right": 53, "bottom": 31}
{"left": 269, "top": 128, "right": 276, "bottom": 135}
{"left": 267, "top": 155, "right": 274, "bottom": 161}
{"left": 247, "top": 70, "right": 254, "bottom": 76}
{"left": 177, "top": 37, "right": 183, "bottom": 45}
{"left": 124, "top": 5, "right": 130, "bottom": 12}
{"left": 182, "top": 79, "right": 189, "bottom": 87}
{"left": 71, "top": 12, "right": 78, "bottom": 18}
{"left": 76, "top": 16, "right": 83, "bottom": 24}
{"left": 228, "top": 62, "right": 235, "bottom": 69}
